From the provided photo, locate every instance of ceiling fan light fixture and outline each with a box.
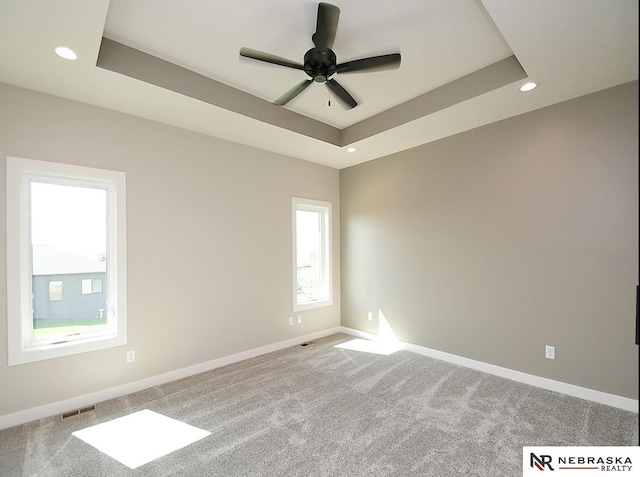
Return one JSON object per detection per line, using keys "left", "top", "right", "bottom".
{"left": 55, "top": 46, "right": 78, "bottom": 60}
{"left": 239, "top": 2, "right": 401, "bottom": 110}
{"left": 519, "top": 81, "right": 538, "bottom": 92}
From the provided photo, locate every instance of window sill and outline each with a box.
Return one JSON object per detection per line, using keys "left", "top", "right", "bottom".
{"left": 293, "top": 298, "right": 333, "bottom": 312}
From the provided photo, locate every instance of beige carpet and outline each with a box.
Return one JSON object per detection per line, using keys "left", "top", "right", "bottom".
{"left": 0, "top": 333, "right": 637, "bottom": 476}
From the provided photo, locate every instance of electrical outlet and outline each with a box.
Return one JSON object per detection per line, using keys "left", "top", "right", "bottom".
{"left": 545, "top": 345, "right": 555, "bottom": 360}
{"left": 367, "top": 312, "right": 373, "bottom": 321}
{"left": 288, "top": 316, "right": 293, "bottom": 326}
{"left": 126, "top": 350, "right": 135, "bottom": 363}
{"left": 297, "top": 315, "right": 302, "bottom": 325}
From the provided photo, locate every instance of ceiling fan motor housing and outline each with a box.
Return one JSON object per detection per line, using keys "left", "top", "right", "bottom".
{"left": 304, "top": 48, "right": 337, "bottom": 83}
{"left": 239, "top": 2, "right": 400, "bottom": 109}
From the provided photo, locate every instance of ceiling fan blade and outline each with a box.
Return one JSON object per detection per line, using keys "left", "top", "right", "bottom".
{"left": 335, "top": 53, "right": 401, "bottom": 74}
{"left": 239, "top": 47, "right": 304, "bottom": 70}
{"left": 326, "top": 78, "right": 357, "bottom": 109}
{"left": 274, "top": 80, "right": 313, "bottom": 106}
{"left": 312, "top": 3, "right": 340, "bottom": 50}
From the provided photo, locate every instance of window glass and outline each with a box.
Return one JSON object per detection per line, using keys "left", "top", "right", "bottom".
{"left": 48, "top": 281, "right": 63, "bottom": 301}
{"left": 31, "top": 181, "right": 109, "bottom": 340}
{"left": 82, "top": 279, "right": 92, "bottom": 295}
{"left": 292, "top": 198, "right": 332, "bottom": 311}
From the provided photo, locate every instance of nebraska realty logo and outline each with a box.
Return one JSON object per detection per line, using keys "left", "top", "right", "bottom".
{"left": 523, "top": 447, "right": 640, "bottom": 475}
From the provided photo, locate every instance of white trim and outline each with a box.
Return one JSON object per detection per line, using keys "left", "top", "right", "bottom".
{"left": 0, "top": 327, "right": 341, "bottom": 431}
{"left": 339, "top": 326, "right": 639, "bottom": 413}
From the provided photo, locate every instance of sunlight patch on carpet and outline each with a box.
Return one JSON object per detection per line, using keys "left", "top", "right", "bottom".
{"left": 335, "top": 338, "right": 404, "bottom": 355}
{"left": 72, "top": 409, "right": 210, "bottom": 469}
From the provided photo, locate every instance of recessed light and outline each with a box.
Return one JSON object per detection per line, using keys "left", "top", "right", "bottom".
{"left": 55, "top": 46, "right": 78, "bottom": 61}
{"left": 519, "top": 81, "right": 538, "bottom": 92}
{"left": 347, "top": 147, "right": 357, "bottom": 153}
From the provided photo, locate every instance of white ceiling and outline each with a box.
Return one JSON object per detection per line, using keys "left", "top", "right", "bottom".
{"left": 0, "top": 0, "right": 637, "bottom": 169}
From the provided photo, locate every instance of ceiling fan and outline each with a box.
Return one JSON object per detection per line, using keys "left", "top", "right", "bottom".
{"left": 239, "top": 2, "right": 401, "bottom": 110}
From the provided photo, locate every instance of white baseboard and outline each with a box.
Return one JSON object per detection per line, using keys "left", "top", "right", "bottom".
{"left": 2, "top": 326, "right": 635, "bottom": 430}
{"left": 339, "top": 326, "right": 639, "bottom": 413}
{"left": 0, "top": 327, "right": 341, "bottom": 431}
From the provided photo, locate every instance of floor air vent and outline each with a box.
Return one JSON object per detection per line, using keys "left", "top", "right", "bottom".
{"left": 61, "top": 405, "right": 96, "bottom": 419}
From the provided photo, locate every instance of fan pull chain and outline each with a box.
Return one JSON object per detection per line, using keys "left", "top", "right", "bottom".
{"left": 328, "top": 88, "right": 331, "bottom": 107}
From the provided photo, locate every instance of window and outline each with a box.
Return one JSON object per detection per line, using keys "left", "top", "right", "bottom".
{"left": 82, "top": 278, "right": 103, "bottom": 295}
{"left": 6, "top": 156, "right": 127, "bottom": 365}
{"left": 48, "top": 281, "right": 63, "bottom": 301}
{"left": 82, "top": 279, "right": 93, "bottom": 295}
{"left": 292, "top": 197, "right": 332, "bottom": 311}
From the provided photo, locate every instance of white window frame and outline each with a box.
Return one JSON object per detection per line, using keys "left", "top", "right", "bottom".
{"left": 292, "top": 197, "right": 332, "bottom": 311}
{"left": 6, "top": 156, "right": 127, "bottom": 366}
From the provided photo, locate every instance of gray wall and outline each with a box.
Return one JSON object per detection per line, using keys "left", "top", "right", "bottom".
{"left": 0, "top": 83, "right": 340, "bottom": 417}
{"left": 341, "top": 81, "right": 639, "bottom": 399}
{"left": 33, "top": 273, "right": 106, "bottom": 320}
